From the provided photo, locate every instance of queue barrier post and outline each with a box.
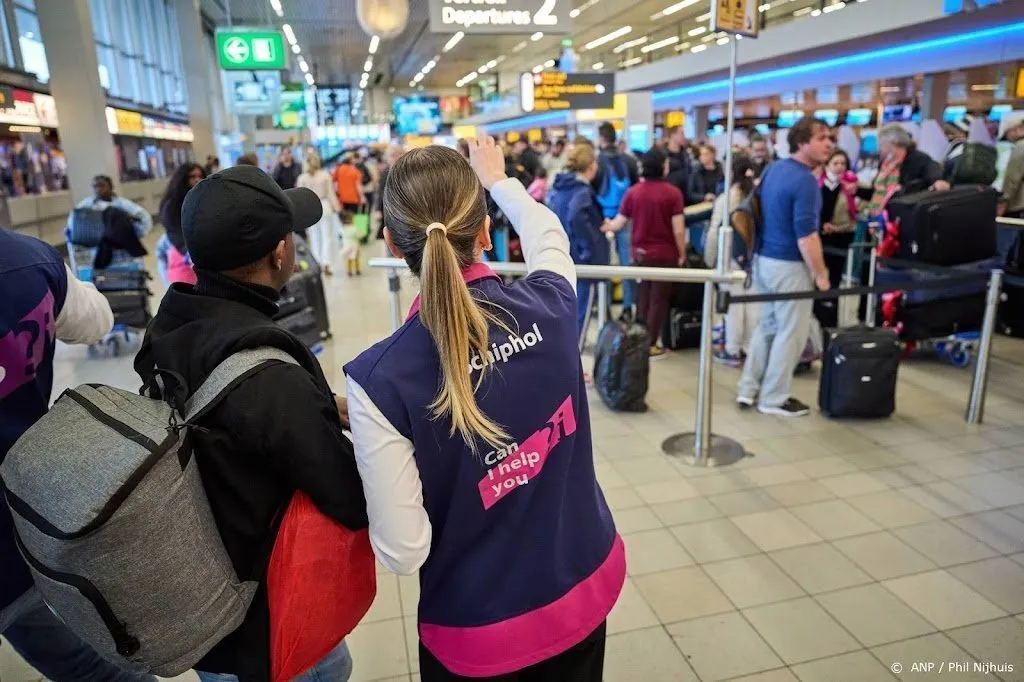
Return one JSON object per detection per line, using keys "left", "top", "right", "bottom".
{"left": 865, "top": 247, "right": 879, "bottom": 327}
{"left": 966, "top": 268, "right": 1003, "bottom": 425}
{"left": 387, "top": 268, "right": 402, "bottom": 333}
{"left": 597, "top": 280, "right": 609, "bottom": 331}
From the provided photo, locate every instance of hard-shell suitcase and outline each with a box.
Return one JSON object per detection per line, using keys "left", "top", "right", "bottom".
{"left": 998, "top": 279, "right": 1024, "bottom": 338}
{"left": 277, "top": 237, "right": 330, "bottom": 338}
{"left": 276, "top": 307, "right": 322, "bottom": 349}
{"left": 818, "top": 326, "right": 900, "bottom": 419}
{"left": 886, "top": 185, "right": 998, "bottom": 266}
{"left": 874, "top": 257, "right": 997, "bottom": 306}
{"left": 896, "top": 294, "right": 986, "bottom": 341}
{"left": 661, "top": 309, "right": 701, "bottom": 350}
{"left": 103, "top": 290, "right": 151, "bottom": 329}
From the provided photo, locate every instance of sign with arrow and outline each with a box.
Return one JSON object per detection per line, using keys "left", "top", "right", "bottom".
{"left": 711, "top": 0, "right": 759, "bottom": 38}
{"left": 216, "top": 29, "right": 286, "bottom": 70}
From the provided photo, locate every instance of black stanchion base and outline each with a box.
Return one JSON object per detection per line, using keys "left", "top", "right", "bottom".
{"left": 662, "top": 433, "right": 748, "bottom": 468}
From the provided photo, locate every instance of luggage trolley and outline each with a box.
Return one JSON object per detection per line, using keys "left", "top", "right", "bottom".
{"left": 66, "top": 211, "right": 152, "bottom": 357}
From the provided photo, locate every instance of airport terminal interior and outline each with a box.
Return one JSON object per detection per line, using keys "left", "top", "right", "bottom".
{"left": 3, "top": 0, "right": 1024, "bottom": 681}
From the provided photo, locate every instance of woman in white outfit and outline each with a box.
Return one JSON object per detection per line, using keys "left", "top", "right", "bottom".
{"left": 297, "top": 152, "right": 340, "bottom": 274}
{"left": 706, "top": 154, "right": 759, "bottom": 366}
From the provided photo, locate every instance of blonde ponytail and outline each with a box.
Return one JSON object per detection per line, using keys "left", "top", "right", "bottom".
{"left": 382, "top": 144, "right": 512, "bottom": 452}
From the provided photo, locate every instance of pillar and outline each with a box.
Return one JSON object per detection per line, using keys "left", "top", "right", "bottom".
{"left": 688, "top": 106, "right": 709, "bottom": 141}
{"left": 623, "top": 91, "right": 653, "bottom": 152}
{"left": 239, "top": 116, "right": 258, "bottom": 153}
{"left": 173, "top": 0, "right": 217, "bottom": 162}
{"left": 919, "top": 72, "right": 950, "bottom": 122}
{"left": 36, "top": 0, "right": 118, "bottom": 202}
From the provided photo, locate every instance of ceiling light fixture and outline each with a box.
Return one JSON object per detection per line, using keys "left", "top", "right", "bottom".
{"left": 810, "top": 8, "right": 822, "bottom": 16}
{"left": 443, "top": 31, "right": 464, "bottom": 52}
{"left": 584, "top": 25, "right": 631, "bottom": 51}
{"left": 479, "top": 65, "right": 489, "bottom": 73}
{"left": 532, "top": 64, "right": 544, "bottom": 73}
{"left": 291, "top": 44, "right": 300, "bottom": 54}
{"left": 282, "top": 24, "right": 296, "bottom": 45}
{"left": 613, "top": 36, "right": 648, "bottom": 53}
{"left": 674, "top": 41, "right": 692, "bottom": 50}
{"left": 696, "top": 11, "right": 711, "bottom": 20}
{"left": 364, "top": 58, "right": 373, "bottom": 72}
{"left": 651, "top": 0, "right": 702, "bottom": 20}
{"left": 512, "top": 40, "right": 528, "bottom": 52}
{"left": 369, "top": 35, "right": 380, "bottom": 54}
{"left": 531, "top": 31, "right": 544, "bottom": 41}
{"left": 619, "top": 56, "right": 643, "bottom": 67}
{"left": 793, "top": 6, "right": 812, "bottom": 16}
{"left": 269, "top": 0, "right": 283, "bottom": 17}
{"left": 299, "top": 61, "right": 309, "bottom": 73}
{"left": 570, "top": 8, "right": 580, "bottom": 17}
{"left": 642, "top": 35, "right": 679, "bottom": 52}
{"left": 822, "top": 1, "right": 845, "bottom": 12}
{"left": 409, "top": 80, "right": 417, "bottom": 87}
{"left": 716, "top": 36, "right": 729, "bottom": 45}
{"left": 305, "top": 72, "right": 314, "bottom": 85}
{"left": 688, "top": 26, "right": 707, "bottom": 36}
{"left": 544, "top": 59, "right": 555, "bottom": 67}
{"left": 487, "top": 59, "right": 498, "bottom": 68}
{"left": 593, "top": 61, "right": 604, "bottom": 69}
{"left": 691, "top": 44, "right": 707, "bottom": 53}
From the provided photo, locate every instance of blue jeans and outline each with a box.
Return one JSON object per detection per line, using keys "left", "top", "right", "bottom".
{"left": 737, "top": 256, "right": 814, "bottom": 408}
{"left": 195, "top": 641, "right": 352, "bottom": 682}
{"left": 614, "top": 227, "right": 635, "bottom": 310}
{"left": 0, "top": 589, "right": 156, "bottom": 682}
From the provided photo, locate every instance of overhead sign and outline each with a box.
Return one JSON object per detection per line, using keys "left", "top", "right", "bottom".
{"left": 216, "top": 29, "right": 286, "bottom": 70}
{"left": 32, "top": 93, "right": 59, "bottom": 127}
{"left": 712, "top": 0, "right": 759, "bottom": 38}
{"left": 224, "top": 70, "right": 282, "bottom": 116}
{"left": 428, "top": 0, "right": 572, "bottom": 34}
{"left": 0, "top": 90, "right": 42, "bottom": 126}
{"left": 519, "top": 71, "right": 614, "bottom": 113}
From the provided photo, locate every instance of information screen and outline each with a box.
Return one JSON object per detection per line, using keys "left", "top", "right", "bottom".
{"left": 394, "top": 96, "right": 442, "bottom": 136}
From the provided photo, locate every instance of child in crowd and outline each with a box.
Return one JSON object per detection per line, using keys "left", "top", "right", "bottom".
{"left": 344, "top": 137, "right": 624, "bottom": 682}
{"left": 527, "top": 166, "right": 549, "bottom": 203}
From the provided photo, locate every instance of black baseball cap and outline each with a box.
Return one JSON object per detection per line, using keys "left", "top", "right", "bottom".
{"left": 182, "top": 165, "right": 322, "bottom": 271}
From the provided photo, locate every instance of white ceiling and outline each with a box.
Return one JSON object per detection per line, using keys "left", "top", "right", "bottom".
{"left": 199, "top": 0, "right": 826, "bottom": 91}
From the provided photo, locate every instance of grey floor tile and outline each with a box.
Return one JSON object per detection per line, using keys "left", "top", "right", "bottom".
{"left": 623, "top": 528, "right": 694, "bottom": 576}
{"left": 649, "top": 497, "right": 722, "bottom": 526}
{"left": 815, "top": 584, "right": 936, "bottom": 647}
{"left": 818, "top": 471, "right": 891, "bottom": 498}
{"left": 709, "top": 488, "right": 783, "bottom": 516}
{"left": 792, "top": 456, "right": 857, "bottom": 479}
{"left": 606, "top": 576, "right": 660, "bottom": 635}
{"left": 871, "top": 634, "right": 990, "bottom": 681}
{"left": 870, "top": 464, "right": 942, "bottom": 489}
{"left": 347, "top": 618, "right": 409, "bottom": 682}
{"left": 688, "top": 470, "right": 759, "bottom": 496}
{"left": 790, "top": 650, "right": 897, "bottom": 682}
{"left": 732, "top": 509, "right": 822, "bottom": 552}
{"left": 603, "top": 627, "right": 699, "bottom": 682}
{"left": 634, "top": 566, "right": 734, "bottom": 623}
{"left": 603, "top": 486, "right": 646, "bottom": 511}
{"left": 833, "top": 532, "right": 936, "bottom": 580}
{"left": 883, "top": 570, "right": 1006, "bottom": 629}
{"left": 364, "top": 572, "right": 403, "bottom": 623}
{"left": 845, "top": 490, "right": 939, "bottom": 529}
{"left": 790, "top": 499, "right": 881, "bottom": 540}
{"left": 727, "top": 670, "right": 799, "bottom": 682}
{"left": 595, "top": 461, "right": 629, "bottom": 489}
{"left": 612, "top": 506, "right": 665, "bottom": 534}
{"left": 634, "top": 478, "right": 702, "bottom": 504}
{"left": 770, "top": 543, "right": 873, "bottom": 594}
{"left": 704, "top": 554, "right": 805, "bottom": 608}
{"left": 743, "top": 463, "right": 809, "bottom": 487}
{"left": 765, "top": 480, "right": 836, "bottom": 507}
{"left": 946, "top": 618, "right": 1024, "bottom": 682}
{"left": 743, "top": 597, "right": 860, "bottom": 665}
{"left": 893, "top": 520, "right": 1001, "bottom": 567}
{"left": 398, "top": 573, "right": 419, "bottom": 617}
{"left": 670, "top": 518, "right": 762, "bottom": 564}
{"left": 950, "top": 473, "right": 1024, "bottom": 508}
{"left": 949, "top": 510, "right": 1024, "bottom": 555}
{"left": 948, "top": 557, "right": 1024, "bottom": 615}
{"left": 613, "top": 456, "right": 688, "bottom": 487}
{"left": 403, "top": 615, "right": 419, "bottom": 675}
{"left": 669, "top": 611, "right": 784, "bottom": 681}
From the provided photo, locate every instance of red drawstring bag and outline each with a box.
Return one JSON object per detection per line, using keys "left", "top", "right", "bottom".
{"left": 267, "top": 492, "right": 377, "bottom": 682}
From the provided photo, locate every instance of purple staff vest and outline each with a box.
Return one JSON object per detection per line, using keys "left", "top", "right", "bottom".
{"left": 344, "top": 262, "right": 624, "bottom": 677}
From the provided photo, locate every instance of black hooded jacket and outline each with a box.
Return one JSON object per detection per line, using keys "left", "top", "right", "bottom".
{"left": 134, "top": 270, "right": 367, "bottom": 682}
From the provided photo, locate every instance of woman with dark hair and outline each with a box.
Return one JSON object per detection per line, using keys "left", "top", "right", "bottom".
{"left": 156, "top": 162, "right": 205, "bottom": 285}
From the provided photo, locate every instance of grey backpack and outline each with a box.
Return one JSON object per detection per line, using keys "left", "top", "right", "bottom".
{"left": 0, "top": 347, "right": 297, "bottom": 676}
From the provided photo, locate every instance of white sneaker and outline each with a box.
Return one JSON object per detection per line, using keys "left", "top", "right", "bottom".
{"left": 758, "top": 398, "right": 811, "bottom": 417}
{"left": 736, "top": 395, "right": 755, "bottom": 410}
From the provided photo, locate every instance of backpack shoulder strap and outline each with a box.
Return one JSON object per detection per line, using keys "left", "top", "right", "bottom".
{"left": 184, "top": 347, "right": 299, "bottom": 423}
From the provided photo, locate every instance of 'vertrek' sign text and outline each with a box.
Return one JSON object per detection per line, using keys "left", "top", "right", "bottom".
{"left": 428, "top": 0, "right": 572, "bottom": 34}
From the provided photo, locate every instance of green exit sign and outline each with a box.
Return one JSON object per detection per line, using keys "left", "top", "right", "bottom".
{"left": 216, "top": 29, "right": 286, "bottom": 70}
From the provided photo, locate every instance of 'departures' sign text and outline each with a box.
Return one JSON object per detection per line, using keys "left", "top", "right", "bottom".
{"left": 428, "top": 0, "right": 572, "bottom": 34}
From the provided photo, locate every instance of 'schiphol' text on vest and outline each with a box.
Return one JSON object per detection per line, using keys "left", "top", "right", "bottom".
{"left": 469, "top": 323, "right": 544, "bottom": 372}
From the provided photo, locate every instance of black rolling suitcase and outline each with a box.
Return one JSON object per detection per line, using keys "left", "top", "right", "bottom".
{"left": 998, "top": 278, "right": 1024, "bottom": 338}
{"left": 276, "top": 307, "right": 323, "bottom": 349}
{"left": 819, "top": 326, "right": 901, "bottom": 419}
{"left": 661, "top": 309, "right": 701, "bottom": 350}
{"left": 102, "top": 290, "right": 151, "bottom": 328}
{"left": 276, "top": 236, "right": 330, "bottom": 341}
{"left": 886, "top": 185, "right": 998, "bottom": 266}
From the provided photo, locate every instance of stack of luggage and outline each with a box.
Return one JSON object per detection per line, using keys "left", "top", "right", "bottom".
{"left": 274, "top": 236, "right": 330, "bottom": 350}
{"left": 92, "top": 270, "right": 152, "bottom": 330}
{"left": 876, "top": 185, "right": 999, "bottom": 341}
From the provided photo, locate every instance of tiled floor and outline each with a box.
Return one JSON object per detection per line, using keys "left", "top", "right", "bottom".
{"left": 4, "top": 254, "right": 1024, "bottom": 682}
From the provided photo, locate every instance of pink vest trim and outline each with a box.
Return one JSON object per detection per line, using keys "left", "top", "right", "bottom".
{"left": 418, "top": 534, "right": 625, "bottom": 677}
{"left": 404, "top": 261, "right": 501, "bottom": 322}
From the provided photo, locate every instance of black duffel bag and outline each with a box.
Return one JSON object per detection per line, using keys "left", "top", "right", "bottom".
{"left": 593, "top": 311, "right": 650, "bottom": 412}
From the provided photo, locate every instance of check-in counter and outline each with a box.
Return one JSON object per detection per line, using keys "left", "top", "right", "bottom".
{"left": 8, "top": 178, "right": 168, "bottom": 246}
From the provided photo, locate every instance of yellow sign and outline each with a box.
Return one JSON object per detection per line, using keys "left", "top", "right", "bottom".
{"left": 404, "top": 135, "right": 433, "bottom": 148}
{"left": 527, "top": 128, "right": 543, "bottom": 143}
{"left": 665, "top": 111, "right": 685, "bottom": 128}
{"left": 521, "top": 71, "right": 615, "bottom": 113}
{"left": 505, "top": 131, "right": 521, "bottom": 143}
{"left": 712, "top": 0, "right": 759, "bottom": 38}
{"left": 1017, "top": 67, "right": 1024, "bottom": 99}
{"left": 452, "top": 124, "right": 477, "bottom": 140}
{"left": 114, "top": 108, "right": 144, "bottom": 136}
{"left": 575, "top": 93, "right": 627, "bottom": 122}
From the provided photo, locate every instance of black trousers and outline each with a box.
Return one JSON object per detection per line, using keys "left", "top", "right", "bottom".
{"left": 418, "top": 621, "right": 607, "bottom": 682}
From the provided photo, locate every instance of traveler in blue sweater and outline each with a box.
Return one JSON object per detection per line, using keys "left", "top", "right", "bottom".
{"left": 547, "top": 142, "right": 609, "bottom": 335}
{"left": 737, "top": 116, "right": 833, "bottom": 417}
{"left": 344, "top": 137, "right": 624, "bottom": 681}
{"left": 592, "top": 122, "right": 639, "bottom": 312}
{"left": 0, "top": 230, "right": 156, "bottom": 682}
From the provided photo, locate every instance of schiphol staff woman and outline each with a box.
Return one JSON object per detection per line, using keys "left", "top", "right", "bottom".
{"left": 344, "top": 137, "right": 625, "bottom": 681}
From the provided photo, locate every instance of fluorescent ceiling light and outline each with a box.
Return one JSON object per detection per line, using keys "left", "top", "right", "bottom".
{"left": 305, "top": 73, "right": 314, "bottom": 84}
{"left": 593, "top": 61, "right": 604, "bottom": 69}
{"left": 641, "top": 36, "right": 678, "bottom": 53}
{"left": 531, "top": 31, "right": 544, "bottom": 41}
{"left": 811, "top": 8, "right": 821, "bottom": 16}
{"left": 702, "top": 33, "right": 716, "bottom": 42}
{"left": 793, "top": 6, "right": 812, "bottom": 16}
{"left": 544, "top": 59, "right": 555, "bottom": 67}
{"left": 971, "top": 83, "right": 998, "bottom": 91}
{"left": 487, "top": 59, "right": 497, "bottom": 68}
{"left": 479, "top": 64, "right": 489, "bottom": 73}
{"left": 823, "top": 1, "right": 845, "bottom": 12}
{"left": 269, "top": 0, "right": 283, "bottom": 17}
{"left": 299, "top": 61, "right": 309, "bottom": 73}
{"left": 409, "top": 80, "right": 417, "bottom": 87}
{"left": 674, "top": 41, "right": 691, "bottom": 50}
{"left": 691, "top": 44, "right": 707, "bottom": 53}
{"left": 532, "top": 64, "right": 544, "bottom": 73}
{"left": 696, "top": 11, "right": 711, "bottom": 21}
{"left": 613, "top": 36, "right": 648, "bottom": 53}
{"left": 291, "top": 44, "right": 300, "bottom": 54}
{"left": 652, "top": 0, "right": 701, "bottom": 20}
{"left": 512, "top": 40, "right": 528, "bottom": 52}
{"left": 717, "top": 36, "right": 729, "bottom": 45}
{"left": 282, "top": 24, "right": 296, "bottom": 45}
{"left": 369, "top": 35, "right": 380, "bottom": 54}
{"left": 570, "top": 8, "right": 580, "bottom": 17}
{"left": 759, "top": 3, "right": 771, "bottom": 11}
{"left": 585, "top": 26, "right": 631, "bottom": 51}
{"left": 620, "top": 57, "right": 643, "bottom": 67}
{"left": 443, "top": 31, "right": 464, "bottom": 52}
{"left": 364, "top": 58, "right": 373, "bottom": 72}
{"left": 688, "top": 26, "right": 707, "bottom": 36}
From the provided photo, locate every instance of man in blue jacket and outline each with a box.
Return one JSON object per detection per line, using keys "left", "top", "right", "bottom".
{"left": 1, "top": 229, "right": 154, "bottom": 681}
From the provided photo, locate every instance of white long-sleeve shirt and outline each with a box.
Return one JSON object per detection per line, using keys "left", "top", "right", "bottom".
{"left": 56, "top": 263, "right": 115, "bottom": 345}
{"left": 346, "top": 177, "right": 574, "bottom": 574}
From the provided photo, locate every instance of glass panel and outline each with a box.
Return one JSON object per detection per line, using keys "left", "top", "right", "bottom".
{"left": 15, "top": 7, "right": 47, "bottom": 82}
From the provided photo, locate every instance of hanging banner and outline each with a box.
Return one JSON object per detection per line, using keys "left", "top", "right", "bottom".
{"left": 711, "top": 0, "right": 759, "bottom": 38}
{"left": 0, "top": 90, "right": 41, "bottom": 126}
{"left": 428, "top": 0, "right": 572, "bottom": 34}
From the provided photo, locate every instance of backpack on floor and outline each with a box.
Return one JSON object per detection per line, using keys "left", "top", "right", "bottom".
{"left": 0, "top": 348, "right": 298, "bottom": 677}
{"left": 593, "top": 310, "right": 650, "bottom": 412}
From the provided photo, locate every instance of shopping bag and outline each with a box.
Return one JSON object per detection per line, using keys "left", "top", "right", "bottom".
{"left": 353, "top": 208, "right": 371, "bottom": 245}
{"left": 267, "top": 492, "right": 377, "bottom": 682}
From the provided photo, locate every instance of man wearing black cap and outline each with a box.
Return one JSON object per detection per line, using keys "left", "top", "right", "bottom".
{"left": 134, "top": 166, "right": 367, "bottom": 682}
